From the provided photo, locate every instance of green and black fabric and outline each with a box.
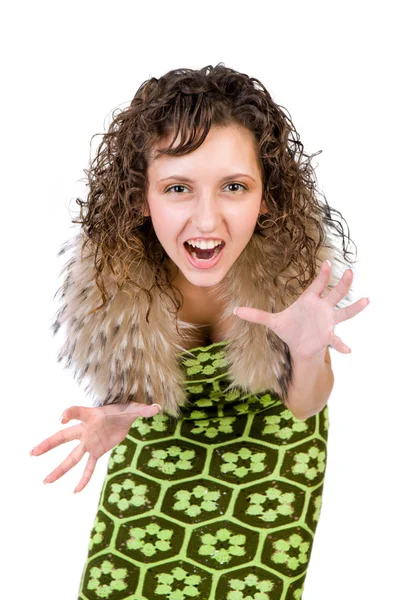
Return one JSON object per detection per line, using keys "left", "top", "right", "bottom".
{"left": 78, "top": 339, "right": 329, "bottom": 600}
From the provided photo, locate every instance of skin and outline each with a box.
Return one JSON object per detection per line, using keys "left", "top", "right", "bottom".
{"left": 144, "top": 124, "right": 268, "bottom": 312}
{"left": 30, "top": 123, "right": 370, "bottom": 492}
{"left": 29, "top": 123, "right": 269, "bottom": 494}
{"left": 235, "top": 262, "right": 370, "bottom": 419}
{"left": 145, "top": 122, "right": 370, "bottom": 420}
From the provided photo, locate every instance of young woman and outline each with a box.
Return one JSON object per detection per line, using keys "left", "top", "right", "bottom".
{"left": 32, "top": 64, "right": 368, "bottom": 599}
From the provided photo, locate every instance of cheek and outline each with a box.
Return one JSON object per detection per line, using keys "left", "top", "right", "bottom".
{"left": 149, "top": 207, "right": 182, "bottom": 246}
{"left": 231, "top": 208, "right": 260, "bottom": 237}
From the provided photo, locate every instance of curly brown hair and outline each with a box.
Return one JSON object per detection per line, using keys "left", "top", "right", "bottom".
{"left": 71, "top": 62, "right": 356, "bottom": 321}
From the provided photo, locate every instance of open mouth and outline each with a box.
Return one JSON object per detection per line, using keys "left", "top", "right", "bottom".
{"left": 183, "top": 240, "right": 226, "bottom": 270}
{"left": 183, "top": 241, "right": 225, "bottom": 261}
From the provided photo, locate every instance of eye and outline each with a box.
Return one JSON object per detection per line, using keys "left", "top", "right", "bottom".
{"left": 225, "top": 182, "right": 248, "bottom": 193}
{"left": 165, "top": 184, "right": 188, "bottom": 194}
{"left": 164, "top": 182, "right": 248, "bottom": 194}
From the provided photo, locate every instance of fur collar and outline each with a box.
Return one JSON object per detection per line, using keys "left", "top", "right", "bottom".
{"left": 51, "top": 226, "right": 351, "bottom": 419}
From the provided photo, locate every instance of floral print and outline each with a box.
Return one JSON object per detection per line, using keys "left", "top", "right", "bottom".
{"left": 173, "top": 485, "right": 222, "bottom": 517}
{"left": 131, "top": 412, "right": 170, "bottom": 436}
{"left": 190, "top": 416, "right": 236, "bottom": 439}
{"left": 148, "top": 445, "right": 195, "bottom": 475}
{"left": 126, "top": 522, "right": 173, "bottom": 557}
{"left": 182, "top": 349, "right": 228, "bottom": 376}
{"left": 262, "top": 410, "right": 309, "bottom": 440}
{"left": 88, "top": 516, "right": 107, "bottom": 551}
{"left": 226, "top": 572, "right": 275, "bottom": 599}
{"left": 271, "top": 533, "right": 310, "bottom": 570}
{"left": 107, "top": 478, "right": 148, "bottom": 512}
{"left": 87, "top": 559, "right": 128, "bottom": 598}
{"left": 79, "top": 341, "right": 329, "bottom": 600}
{"left": 108, "top": 444, "right": 127, "bottom": 470}
{"left": 155, "top": 566, "right": 202, "bottom": 599}
{"left": 221, "top": 447, "right": 266, "bottom": 478}
{"left": 246, "top": 488, "right": 295, "bottom": 523}
{"left": 198, "top": 528, "right": 247, "bottom": 565}
{"left": 292, "top": 446, "right": 326, "bottom": 481}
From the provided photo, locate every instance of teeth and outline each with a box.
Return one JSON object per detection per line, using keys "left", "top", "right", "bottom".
{"left": 187, "top": 239, "right": 223, "bottom": 249}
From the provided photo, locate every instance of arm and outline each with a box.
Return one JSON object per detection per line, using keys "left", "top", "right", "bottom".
{"left": 285, "top": 346, "right": 334, "bottom": 421}
{"left": 233, "top": 261, "right": 367, "bottom": 421}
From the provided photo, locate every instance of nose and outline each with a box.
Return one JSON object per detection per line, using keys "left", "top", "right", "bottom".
{"left": 192, "top": 195, "right": 222, "bottom": 233}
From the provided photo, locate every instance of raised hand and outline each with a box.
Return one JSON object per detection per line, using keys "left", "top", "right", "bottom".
{"left": 29, "top": 402, "right": 161, "bottom": 494}
{"left": 233, "top": 260, "right": 369, "bottom": 361}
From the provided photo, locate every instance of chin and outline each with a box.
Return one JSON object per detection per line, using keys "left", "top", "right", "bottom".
{"left": 166, "top": 243, "right": 235, "bottom": 289}
{"left": 180, "top": 258, "right": 231, "bottom": 288}
{"left": 186, "top": 272, "right": 226, "bottom": 288}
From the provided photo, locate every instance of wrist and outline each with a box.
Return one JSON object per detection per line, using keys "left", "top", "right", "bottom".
{"left": 289, "top": 348, "right": 327, "bottom": 366}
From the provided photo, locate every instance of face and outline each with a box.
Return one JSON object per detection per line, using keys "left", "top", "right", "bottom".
{"left": 145, "top": 124, "right": 266, "bottom": 293}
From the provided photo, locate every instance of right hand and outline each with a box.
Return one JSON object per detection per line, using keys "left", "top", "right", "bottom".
{"left": 29, "top": 402, "right": 161, "bottom": 494}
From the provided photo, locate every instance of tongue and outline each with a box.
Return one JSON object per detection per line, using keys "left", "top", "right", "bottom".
{"left": 187, "top": 244, "right": 215, "bottom": 259}
{"left": 195, "top": 247, "right": 215, "bottom": 259}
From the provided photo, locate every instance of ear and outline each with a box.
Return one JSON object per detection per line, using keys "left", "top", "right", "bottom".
{"left": 259, "top": 198, "right": 269, "bottom": 215}
{"left": 140, "top": 202, "right": 151, "bottom": 218}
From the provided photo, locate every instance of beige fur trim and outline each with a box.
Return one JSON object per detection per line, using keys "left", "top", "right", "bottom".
{"left": 51, "top": 225, "right": 352, "bottom": 419}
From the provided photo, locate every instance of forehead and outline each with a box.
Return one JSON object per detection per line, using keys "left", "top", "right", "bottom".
{"left": 148, "top": 124, "right": 260, "bottom": 174}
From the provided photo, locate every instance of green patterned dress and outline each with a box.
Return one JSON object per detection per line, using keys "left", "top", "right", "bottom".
{"left": 78, "top": 339, "right": 329, "bottom": 600}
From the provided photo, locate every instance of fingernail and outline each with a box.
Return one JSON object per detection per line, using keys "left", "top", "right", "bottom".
{"left": 43, "top": 480, "right": 49, "bottom": 485}
{"left": 233, "top": 307, "right": 238, "bottom": 316}
{"left": 152, "top": 404, "right": 162, "bottom": 410}
{"left": 326, "top": 260, "right": 331, "bottom": 268}
{"left": 59, "top": 414, "right": 64, "bottom": 422}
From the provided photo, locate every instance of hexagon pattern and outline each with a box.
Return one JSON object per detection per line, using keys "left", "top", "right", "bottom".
{"left": 79, "top": 339, "right": 330, "bottom": 600}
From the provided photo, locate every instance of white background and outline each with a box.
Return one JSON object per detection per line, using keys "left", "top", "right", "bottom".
{"left": 2, "top": 1, "right": 398, "bottom": 598}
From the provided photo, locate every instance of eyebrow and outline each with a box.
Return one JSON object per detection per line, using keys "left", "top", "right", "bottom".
{"left": 158, "top": 173, "right": 257, "bottom": 183}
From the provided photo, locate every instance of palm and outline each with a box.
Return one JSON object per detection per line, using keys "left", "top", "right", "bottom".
{"left": 29, "top": 402, "right": 160, "bottom": 493}
{"left": 234, "top": 261, "right": 369, "bottom": 360}
{"left": 75, "top": 412, "right": 133, "bottom": 458}
{"left": 271, "top": 292, "right": 336, "bottom": 359}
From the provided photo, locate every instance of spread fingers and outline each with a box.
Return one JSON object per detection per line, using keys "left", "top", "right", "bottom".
{"left": 73, "top": 455, "right": 98, "bottom": 494}
{"left": 30, "top": 424, "right": 82, "bottom": 456}
{"left": 43, "top": 442, "right": 86, "bottom": 484}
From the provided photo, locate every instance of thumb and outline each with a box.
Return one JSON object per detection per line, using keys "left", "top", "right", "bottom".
{"left": 60, "top": 405, "right": 91, "bottom": 424}
{"left": 233, "top": 306, "right": 277, "bottom": 328}
{"left": 140, "top": 403, "right": 162, "bottom": 418}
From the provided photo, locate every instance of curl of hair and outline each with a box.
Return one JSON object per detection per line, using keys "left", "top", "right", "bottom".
{"left": 71, "top": 62, "right": 357, "bottom": 321}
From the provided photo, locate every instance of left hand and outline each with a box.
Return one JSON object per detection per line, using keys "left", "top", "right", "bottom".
{"left": 233, "top": 260, "right": 369, "bottom": 361}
